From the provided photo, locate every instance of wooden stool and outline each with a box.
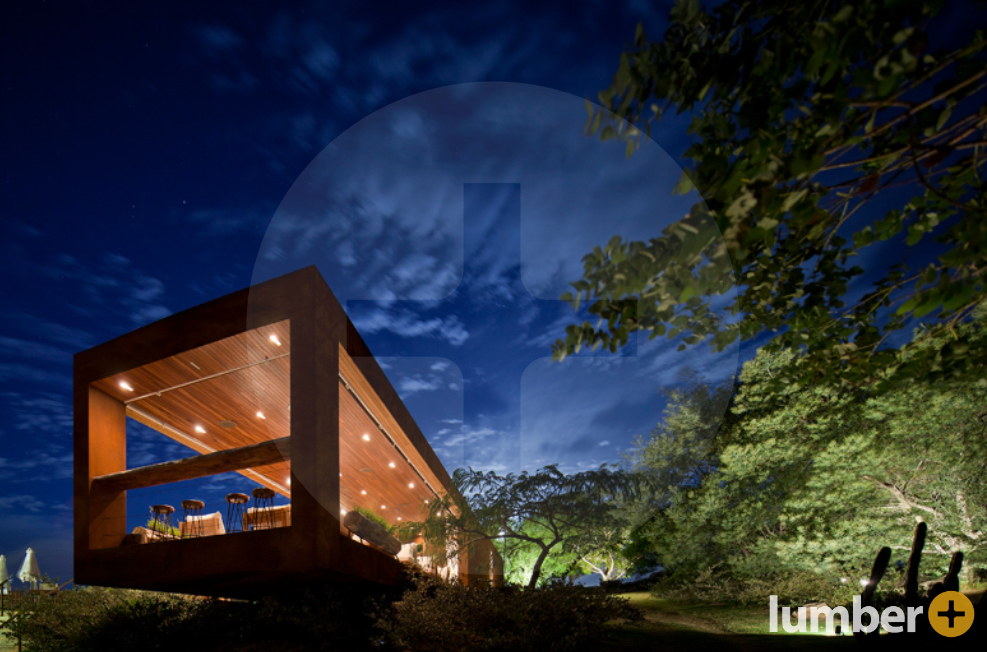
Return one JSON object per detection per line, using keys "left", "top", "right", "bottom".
{"left": 251, "top": 487, "right": 277, "bottom": 530}
{"left": 181, "top": 499, "right": 205, "bottom": 538}
{"left": 150, "top": 504, "right": 175, "bottom": 540}
{"left": 225, "top": 493, "right": 249, "bottom": 533}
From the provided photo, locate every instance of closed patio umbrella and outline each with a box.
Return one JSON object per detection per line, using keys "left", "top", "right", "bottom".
{"left": 17, "top": 548, "right": 40, "bottom": 589}
{"left": 0, "top": 554, "right": 8, "bottom": 592}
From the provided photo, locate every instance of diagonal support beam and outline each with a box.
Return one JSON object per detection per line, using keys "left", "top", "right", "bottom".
{"left": 91, "top": 437, "right": 290, "bottom": 494}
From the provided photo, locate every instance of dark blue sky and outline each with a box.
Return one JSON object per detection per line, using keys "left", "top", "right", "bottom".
{"left": 1, "top": 1, "right": 973, "bottom": 587}
{"left": 2, "top": 0, "right": 733, "bottom": 586}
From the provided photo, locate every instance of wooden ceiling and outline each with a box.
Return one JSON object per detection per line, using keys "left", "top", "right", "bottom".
{"left": 91, "top": 319, "right": 442, "bottom": 526}
{"left": 339, "top": 381, "right": 437, "bottom": 525}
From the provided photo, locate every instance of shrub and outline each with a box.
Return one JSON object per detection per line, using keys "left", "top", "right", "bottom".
{"left": 2, "top": 584, "right": 393, "bottom": 652}
{"left": 145, "top": 516, "right": 180, "bottom": 537}
{"left": 4, "top": 576, "right": 640, "bottom": 652}
{"left": 377, "top": 574, "right": 643, "bottom": 652}
{"left": 245, "top": 584, "right": 396, "bottom": 651}
{"left": 2, "top": 587, "right": 201, "bottom": 652}
{"left": 351, "top": 505, "right": 394, "bottom": 532}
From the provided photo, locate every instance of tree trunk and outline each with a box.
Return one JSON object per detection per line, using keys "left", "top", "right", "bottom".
{"left": 527, "top": 542, "right": 556, "bottom": 589}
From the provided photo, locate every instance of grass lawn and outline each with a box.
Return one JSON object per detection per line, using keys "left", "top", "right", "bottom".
{"left": 588, "top": 592, "right": 856, "bottom": 651}
{"left": 589, "top": 590, "right": 986, "bottom": 651}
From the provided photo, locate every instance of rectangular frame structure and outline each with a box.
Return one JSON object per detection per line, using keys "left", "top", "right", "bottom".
{"left": 74, "top": 267, "right": 500, "bottom": 596}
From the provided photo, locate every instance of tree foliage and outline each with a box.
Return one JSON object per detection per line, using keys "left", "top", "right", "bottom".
{"left": 500, "top": 521, "right": 580, "bottom": 587}
{"left": 555, "top": 0, "right": 987, "bottom": 391}
{"left": 624, "top": 312, "right": 987, "bottom": 584}
{"left": 400, "top": 465, "right": 640, "bottom": 588}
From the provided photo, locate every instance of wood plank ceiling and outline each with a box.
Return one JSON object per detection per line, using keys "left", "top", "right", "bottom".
{"left": 91, "top": 319, "right": 441, "bottom": 526}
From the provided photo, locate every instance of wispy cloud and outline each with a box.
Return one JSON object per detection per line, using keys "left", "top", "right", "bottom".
{"left": 0, "top": 364, "right": 71, "bottom": 387}
{"left": 2, "top": 392, "right": 73, "bottom": 436}
{"left": 0, "top": 311, "right": 95, "bottom": 350}
{"left": 0, "top": 494, "right": 48, "bottom": 513}
{"left": 193, "top": 24, "right": 244, "bottom": 53}
{"left": 0, "top": 336, "right": 73, "bottom": 364}
{"left": 186, "top": 207, "right": 270, "bottom": 235}
{"left": 398, "top": 377, "right": 443, "bottom": 394}
{"left": 351, "top": 307, "right": 469, "bottom": 346}
{"left": 0, "top": 451, "right": 74, "bottom": 482}
{"left": 34, "top": 252, "right": 171, "bottom": 327}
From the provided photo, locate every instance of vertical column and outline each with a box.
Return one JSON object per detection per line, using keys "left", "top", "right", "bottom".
{"left": 87, "top": 387, "right": 127, "bottom": 550}
{"left": 286, "top": 270, "right": 343, "bottom": 572}
{"left": 313, "top": 276, "right": 343, "bottom": 569}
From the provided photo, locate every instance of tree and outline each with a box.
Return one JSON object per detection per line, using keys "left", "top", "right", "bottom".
{"left": 622, "top": 369, "right": 733, "bottom": 497}
{"left": 554, "top": 0, "right": 987, "bottom": 392}
{"left": 501, "top": 521, "right": 580, "bottom": 587}
{"left": 618, "top": 370, "right": 741, "bottom": 575}
{"left": 625, "top": 311, "right": 987, "bottom": 584}
{"left": 568, "top": 520, "right": 633, "bottom": 583}
{"left": 400, "top": 465, "right": 640, "bottom": 589}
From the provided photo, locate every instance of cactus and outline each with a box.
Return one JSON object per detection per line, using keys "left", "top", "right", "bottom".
{"left": 855, "top": 524, "right": 980, "bottom": 642}
{"left": 943, "top": 551, "right": 963, "bottom": 593}
{"left": 854, "top": 546, "right": 890, "bottom": 640}
{"left": 903, "top": 521, "right": 926, "bottom": 607}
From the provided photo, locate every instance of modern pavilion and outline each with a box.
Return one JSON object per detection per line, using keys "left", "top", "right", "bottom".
{"left": 74, "top": 266, "right": 503, "bottom": 597}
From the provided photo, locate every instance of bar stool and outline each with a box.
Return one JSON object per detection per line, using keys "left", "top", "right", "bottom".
{"left": 251, "top": 487, "right": 277, "bottom": 531}
{"left": 181, "top": 499, "right": 205, "bottom": 538}
{"left": 225, "top": 493, "right": 249, "bottom": 533}
{"left": 149, "top": 504, "right": 175, "bottom": 540}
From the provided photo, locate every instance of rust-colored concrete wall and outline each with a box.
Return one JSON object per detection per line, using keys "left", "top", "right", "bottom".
{"left": 74, "top": 268, "right": 413, "bottom": 596}
{"left": 85, "top": 387, "right": 126, "bottom": 551}
{"left": 460, "top": 538, "right": 505, "bottom": 586}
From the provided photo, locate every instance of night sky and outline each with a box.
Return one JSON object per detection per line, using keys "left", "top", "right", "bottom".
{"left": 1, "top": 1, "right": 973, "bottom": 587}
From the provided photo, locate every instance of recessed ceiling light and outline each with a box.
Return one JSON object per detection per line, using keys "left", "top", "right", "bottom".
{"left": 341, "top": 509, "right": 347, "bottom": 515}
{"left": 362, "top": 434, "right": 371, "bottom": 442}
{"left": 361, "top": 490, "right": 367, "bottom": 495}
{"left": 397, "top": 517, "right": 402, "bottom": 521}
{"left": 425, "top": 499, "right": 429, "bottom": 504}
{"left": 380, "top": 505, "right": 386, "bottom": 509}
{"left": 408, "top": 482, "right": 415, "bottom": 488}
{"left": 339, "top": 473, "right": 342, "bottom": 477}
{"left": 269, "top": 334, "right": 282, "bottom": 346}
{"left": 389, "top": 462, "right": 396, "bottom": 468}
{"left": 194, "top": 425, "right": 206, "bottom": 434}
{"left": 256, "top": 411, "right": 266, "bottom": 419}
{"left": 119, "top": 381, "right": 134, "bottom": 392}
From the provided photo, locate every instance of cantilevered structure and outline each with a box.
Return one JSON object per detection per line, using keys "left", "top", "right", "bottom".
{"left": 74, "top": 267, "right": 502, "bottom": 596}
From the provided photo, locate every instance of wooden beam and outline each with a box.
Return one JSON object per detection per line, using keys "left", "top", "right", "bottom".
{"left": 92, "top": 437, "right": 290, "bottom": 493}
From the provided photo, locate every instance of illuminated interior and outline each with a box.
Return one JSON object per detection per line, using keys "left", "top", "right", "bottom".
{"left": 338, "top": 357, "right": 441, "bottom": 528}
{"left": 90, "top": 320, "right": 292, "bottom": 539}
{"left": 88, "top": 318, "right": 443, "bottom": 541}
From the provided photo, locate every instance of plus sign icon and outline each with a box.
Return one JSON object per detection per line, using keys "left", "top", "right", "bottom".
{"left": 248, "top": 83, "right": 739, "bottom": 490}
{"left": 929, "top": 591, "right": 975, "bottom": 638}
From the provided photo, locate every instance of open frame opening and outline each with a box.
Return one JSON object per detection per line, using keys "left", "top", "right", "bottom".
{"left": 86, "top": 320, "right": 291, "bottom": 550}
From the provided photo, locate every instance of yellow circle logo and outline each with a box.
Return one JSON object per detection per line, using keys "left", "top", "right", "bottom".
{"left": 928, "top": 591, "right": 975, "bottom": 637}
